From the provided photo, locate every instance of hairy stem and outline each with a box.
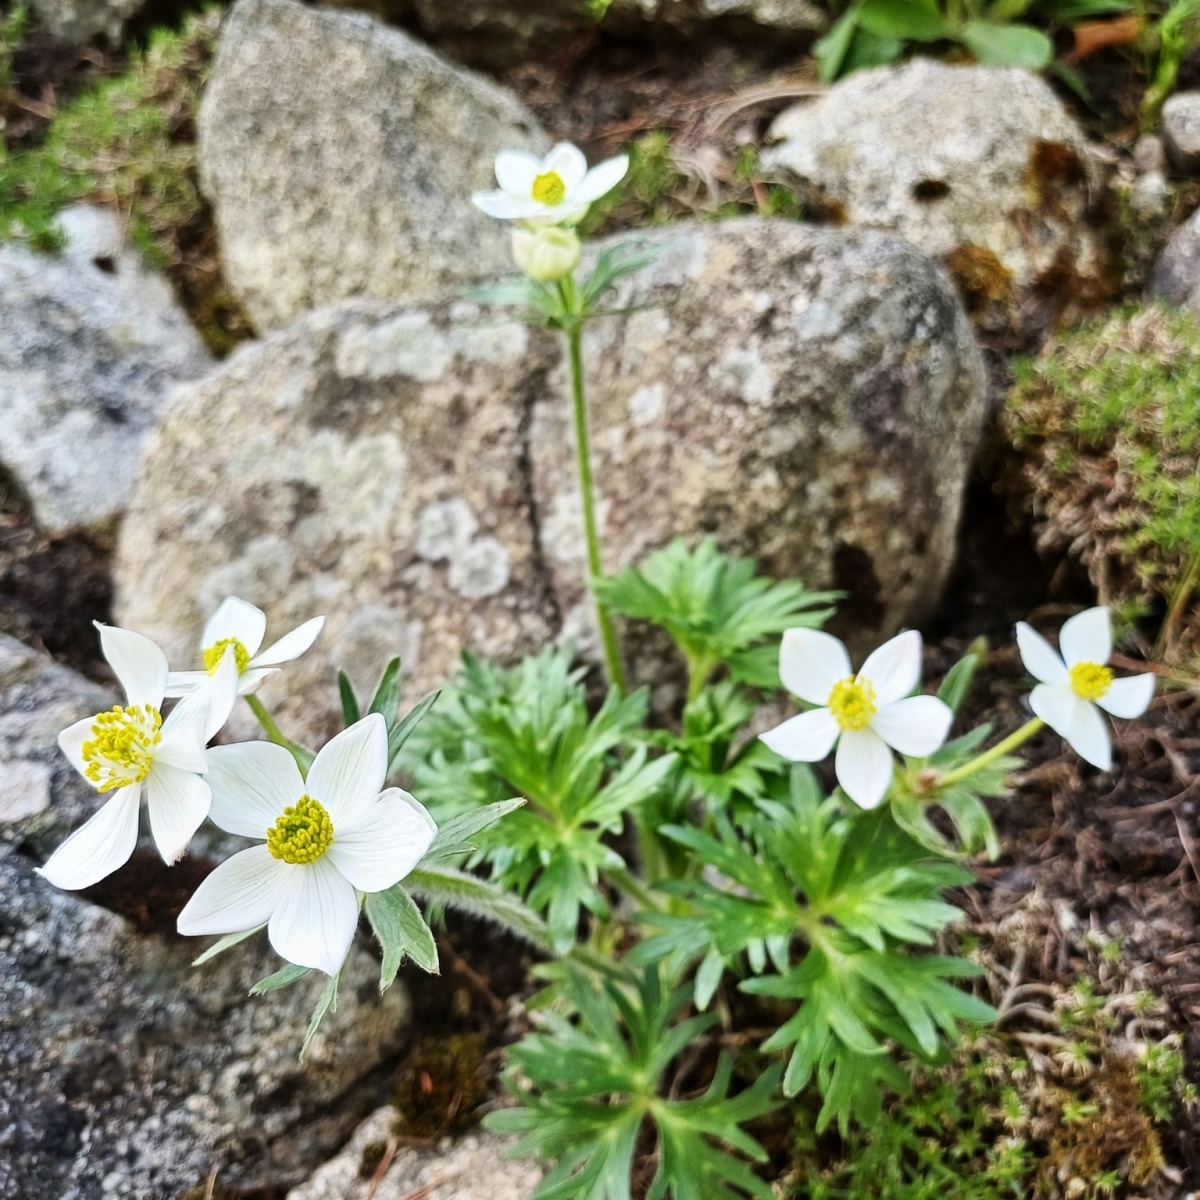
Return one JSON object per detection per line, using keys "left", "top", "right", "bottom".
{"left": 936, "top": 716, "right": 1045, "bottom": 789}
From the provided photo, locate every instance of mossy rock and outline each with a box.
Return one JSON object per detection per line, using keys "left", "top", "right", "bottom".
{"left": 1005, "top": 304, "right": 1200, "bottom": 666}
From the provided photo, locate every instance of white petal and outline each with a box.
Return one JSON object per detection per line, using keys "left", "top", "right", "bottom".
{"left": 306, "top": 713, "right": 388, "bottom": 828}
{"left": 472, "top": 190, "right": 551, "bottom": 221}
{"left": 158, "top": 686, "right": 214, "bottom": 774}
{"left": 870, "top": 695, "right": 953, "bottom": 757}
{"left": 758, "top": 708, "right": 840, "bottom": 762}
{"left": 1015, "top": 622, "right": 1067, "bottom": 685}
{"left": 1030, "top": 683, "right": 1112, "bottom": 771}
{"left": 252, "top": 616, "right": 325, "bottom": 667}
{"left": 778, "top": 628, "right": 852, "bottom": 705}
{"left": 1059, "top": 606, "right": 1112, "bottom": 669}
{"left": 834, "top": 728, "right": 896, "bottom": 810}
{"left": 176, "top": 845, "right": 293, "bottom": 935}
{"left": 200, "top": 647, "right": 239, "bottom": 740}
{"left": 859, "top": 629, "right": 922, "bottom": 705}
{"left": 541, "top": 142, "right": 588, "bottom": 191}
{"left": 268, "top": 858, "right": 360, "bottom": 976}
{"left": 201, "top": 596, "right": 267, "bottom": 657}
{"left": 206, "top": 741, "right": 304, "bottom": 839}
{"left": 1096, "top": 673, "right": 1156, "bottom": 719}
{"left": 58, "top": 715, "right": 96, "bottom": 784}
{"left": 145, "top": 764, "right": 211, "bottom": 864}
{"left": 164, "top": 670, "right": 208, "bottom": 698}
{"left": 494, "top": 149, "right": 540, "bottom": 196}
{"left": 235, "top": 667, "right": 279, "bottom": 696}
{"left": 36, "top": 785, "right": 141, "bottom": 890}
{"left": 571, "top": 154, "right": 629, "bottom": 205}
{"left": 327, "top": 788, "right": 437, "bottom": 892}
{"left": 96, "top": 623, "right": 168, "bottom": 709}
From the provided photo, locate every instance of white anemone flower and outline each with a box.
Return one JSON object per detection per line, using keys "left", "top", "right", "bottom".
{"left": 760, "top": 628, "right": 953, "bottom": 810}
{"left": 472, "top": 142, "right": 629, "bottom": 226}
{"left": 39, "top": 624, "right": 238, "bottom": 890}
{"left": 177, "top": 714, "right": 437, "bottom": 976}
{"left": 1016, "top": 606, "right": 1155, "bottom": 771}
{"left": 165, "top": 596, "right": 324, "bottom": 699}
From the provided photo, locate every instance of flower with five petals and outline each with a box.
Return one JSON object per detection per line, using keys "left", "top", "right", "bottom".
{"left": 472, "top": 142, "right": 628, "bottom": 227}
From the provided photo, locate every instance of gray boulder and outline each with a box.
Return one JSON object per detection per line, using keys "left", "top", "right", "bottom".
{"left": 26, "top": 0, "right": 141, "bottom": 43}
{"left": 198, "top": 0, "right": 547, "bottom": 333}
{"left": 1149, "top": 206, "right": 1200, "bottom": 315}
{"left": 762, "top": 59, "right": 1110, "bottom": 329}
{"left": 0, "top": 205, "right": 211, "bottom": 535}
{"left": 1163, "top": 92, "right": 1200, "bottom": 176}
{"left": 114, "top": 219, "right": 985, "bottom": 742}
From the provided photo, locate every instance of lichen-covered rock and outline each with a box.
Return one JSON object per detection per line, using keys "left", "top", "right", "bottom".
{"left": 115, "top": 219, "right": 984, "bottom": 740}
{"left": 27, "top": 0, "right": 141, "bottom": 43}
{"left": 286, "top": 1110, "right": 540, "bottom": 1200}
{"left": 0, "top": 205, "right": 211, "bottom": 534}
{"left": 533, "top": 220, "right": 988, "bottom": 660}
{"left": 1150, "top": 206, "right": 1200, "bottom": 315}
{"left": 0, "top": 848, "right": 410, "bottom": 1200}
{"left": 1163, "top": 91, "right": 1200, "bottom": 176}
{"left": 198, "top": 0, "right": 547, "bottom": 333}
{"left": 114, "top": 299, "right": 559, "bottom": 745}
{"left": 1003, "top": 304, "right": 1200, "bottom": 665}
{"left": 761, "top": 59, "right": 1111, "bottom": 330}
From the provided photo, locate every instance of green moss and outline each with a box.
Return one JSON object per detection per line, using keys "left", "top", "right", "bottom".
{"left": 579, "top": 130, "right": 803, "bottom": 238}
{"left": 1005, "top": 304, "right": 1200, "bottom": 662}
{"left": 0, "top": 10, "right": 251, "bottom": 354}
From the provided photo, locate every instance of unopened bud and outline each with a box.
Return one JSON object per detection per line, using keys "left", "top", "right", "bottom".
{"left": 511, "top": 226, "right": 581, "bottom": 284}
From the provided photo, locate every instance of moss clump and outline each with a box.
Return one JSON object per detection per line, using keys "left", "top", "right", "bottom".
{"left": 1004, "top": 304, "right": 1200, "bottom": 664}
{"left": 0, "top": 10, "right": 251, "bottom": 354}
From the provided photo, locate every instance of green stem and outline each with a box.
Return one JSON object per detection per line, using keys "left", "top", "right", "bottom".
{"left": 564, "top": 316, "right": 626, "bottom": 695}
{"left": 936, "top": 716, "right": 1045, "bottom": 790}
{"left": 607, "top": 865, "right": 665, "bottom": 914}
{"left": 1155, "top": 548, "right": 1200, "bottom": 661}
{"left": 245, "top": 694, "right": 314, "bottom": 773}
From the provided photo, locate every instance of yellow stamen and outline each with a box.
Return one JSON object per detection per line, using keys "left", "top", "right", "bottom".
{"left": 82, "top": 704, "right": 162, "bottom": 792}
{"left": 827, "top": 677, "right": 878, "bottom": 732}
{"left": 1069, "top": 661, "right": 1113, "bottom": 702}
{"left": 532, "top": 170, "right": 567, "bottom": 206}
{"left": 266, "top": 795, "right": 334, "bottom": 865}
{"left": 203, "top": 637, "right": 251, "bottom": 675}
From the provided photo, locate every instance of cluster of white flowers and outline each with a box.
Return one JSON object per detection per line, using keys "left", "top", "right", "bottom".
{"left": 472, "top": 142, "right": 629, "bottom": 282}
{"left": 761, "top": 607, "right": 1155, "bottom": 808}
{"left": 38, "top": 599, "right": 436, "bottom": 977}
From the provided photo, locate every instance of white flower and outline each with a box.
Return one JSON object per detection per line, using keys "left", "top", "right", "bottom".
{"left": 176, "top": 714, "right": 437, "bottom": 976}
{"left": 472, "top": 142, "right": 628, "bottom": 226}
{"left": 760, "top": 628, "right": 953, "bottom": 810}
{"left": 511, "top": 225, "right": 582, "bottom": 283}
{"left": 39, "top": 624, "right": 238, "bottom": 890}
{"left": 1016, "top": 606, "right": 1155, "bottom": 771}
{"left": 165, "top": 596, "right": 324, "bottom": 699}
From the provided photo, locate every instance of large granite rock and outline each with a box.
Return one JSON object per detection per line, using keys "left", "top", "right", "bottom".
{"left": 762, "top": 59, "right": 1111, "bottom": 330}
{"left": 533, "top": 221, "right": 988, "bottom": 654}
{"left": 0, "top": 205, "right": 211, "bottom": 535}
{"left": 199, "top": 0, "right": 547, "bottom": 333}
{"left": 0, "top": 638, "right": 413, "bottom": 1199}
{"left": 287, "top": 1111, "right": 540, "bottom": 1200}
{"left": 1150, "top": 206, "right": 1200, "bottom": 315}
{"left": 1163, "top": 92, "right": 1200, "bottom": 176}
{"left": 27, "top": 0, "right": 141, "bottom": 43}
{"left": 115, "top": 219, "right": 985, "bottom": 741}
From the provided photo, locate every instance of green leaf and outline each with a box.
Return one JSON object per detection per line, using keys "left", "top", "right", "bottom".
{"left": 365, "top": 884, "right": 439, "bottom": 987}
{"left": 424, "top": 796, "right": 527, "bottom": 860}
{"left": 300, "top": 971, "right": 340, "bottom": 1060}
{"left": 386, "top": 689, "right": 440, "bottom": 770}
{"left": 937, "top": 641, "right": 985, "bottom": 714}
{"left": 960, "top": 19, "right": 1053, "bottom": 67}
{"left": 337, "top": 669, "right": 361, "bottom": 726}
{"left": 367, "top": 657, "right": 402, "bottom": 720}
{"left": 192, "top": 925, "right": 262, "bottom": 966}
{"left": 814, "top": 5, "right": 861, "bottom": 81}
{"left": 858, "top": 0, "right": 950, "bottom": 40}
{"left": 250, "top": 962, "right": 311, "bottom": 994}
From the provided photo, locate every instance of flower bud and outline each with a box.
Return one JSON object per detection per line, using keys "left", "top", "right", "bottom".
{"left": 511, "top": 226, "right": 581, "bottom": 284}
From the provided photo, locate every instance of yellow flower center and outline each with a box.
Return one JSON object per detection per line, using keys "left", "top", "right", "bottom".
{"left": 827, "top": 676, "right": 878, "bottom": 732}
{"left": 1069, "top": 661, "right": 1113, "bottom": 702}
{"left": 531, "top": 170, "right": 567, "bottom": 205}
{"left": 203, "top": 637, "right": 251, "bottom": 675}
{"left": 266, "top": 795, "right": 334, "bottom": 865}
{"left": 82, "top": 704, "right": 162, "bottom": 792}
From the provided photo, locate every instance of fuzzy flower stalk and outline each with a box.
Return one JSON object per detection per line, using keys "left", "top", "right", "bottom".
{"left": 473, "top": 141, "right": 630, "bottom": 693}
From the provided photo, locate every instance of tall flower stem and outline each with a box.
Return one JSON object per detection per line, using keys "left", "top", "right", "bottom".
{"left": 245, "top": 694, "right": 315, "bottom": 773}
{"left": 937, "top": 716, "right": 1045, "bottom": 790}
{"left": 561, "top": 287, "right": 626, "bottom": 694}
